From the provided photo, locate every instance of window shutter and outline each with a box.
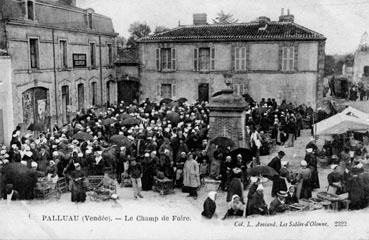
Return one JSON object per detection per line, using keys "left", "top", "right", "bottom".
{"left": 156, "top": 48, "right": 161, "bottom": 71}
{"left": 193, "top": 48, "right": 198, "bottom": 71}
{"left": 294, "top": 43, "right": 298, "bottom": 72}
{"left": 241, "top": 47, "right": 246, "bottom": 70}
{"left": 279, "top": 44, "right": 283, "bottom": 71}
{"left": 211, "top": 47, "right": 215, "bottom": 70}
{"left": 289, "top": 46, "right": 294, "bottom": 71}
{"left": 234, "top": 47, "right": 239, "bottom": 71}
{"left": 171, "top": 48, "right": 176, "bottom": 70}
{"left": 172, "top": 83, "right": 176, "bottom": 98}
{"left": 231, "top": 45, "right": 236, "bottom": 71}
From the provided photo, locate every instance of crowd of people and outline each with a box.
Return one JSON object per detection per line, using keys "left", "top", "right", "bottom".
{"left": 1, "top": 95, "right": 368, "bottom": 219}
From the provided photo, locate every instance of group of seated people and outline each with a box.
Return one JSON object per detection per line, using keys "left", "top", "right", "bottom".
{"left": 201, "top": 175, "right": 299, "bottom": 219}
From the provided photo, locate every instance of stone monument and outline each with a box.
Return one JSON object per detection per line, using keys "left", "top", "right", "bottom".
{"left": 207, "top": 89, "right": 248, "bottom": 148}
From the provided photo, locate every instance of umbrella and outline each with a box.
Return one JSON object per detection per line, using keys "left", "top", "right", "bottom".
{"left": 121, "top": 118, "right": 140, "bottom": 126}
{"left": 242, "top": 93, "right": 254, "bottom": 104}
{"left": 160, "top": 98, "right": 173, "bottom": 105}
{"left": 210, "top": 136, "right": 235, "bottom": 148}
{"left": 110, "top": 135, "right": 132, "bottom": 147}
{"left": 27, "top": 122, "right": 44, "bottom": 132}
{"left": 176, "top": 97, "right": 188, "bottom": 104}
{"left": 72, "top": 131, "right": 93, "bottom": 141}
{"left": 166, "top": 112, "right": 180, "bottom": 123}
{"left": 247, "top": 165, "right": 278, "bottom": 177}
{"left": 169, "top": 101, "right": 179, "bottom": 108}
{"left": 102, "top": 118, "right": 115, "bottom": 126}
{"left": 119, "top": 113, "right": 133, "bottom": 120}
{"left": 230, "top": 148, "right": 254, "bottom": 163}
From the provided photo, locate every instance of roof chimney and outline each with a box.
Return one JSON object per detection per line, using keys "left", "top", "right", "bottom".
{"left": 279, "top": 8, "right": 294, "bottom": 23}
{"left": 58, "top": 0, "right": 76, "bottom": 6}
{"left": 193, "top": 13, "right": 207, "bottom": 25}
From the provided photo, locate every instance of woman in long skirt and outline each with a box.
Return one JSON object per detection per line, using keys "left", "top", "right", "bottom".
{"left": 70, "top": 163, "right": 87, "bottom": 203}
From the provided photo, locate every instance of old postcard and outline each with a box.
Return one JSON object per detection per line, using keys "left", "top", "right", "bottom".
{"left": 1, "top": 0, "right": 369, "bottom": 239}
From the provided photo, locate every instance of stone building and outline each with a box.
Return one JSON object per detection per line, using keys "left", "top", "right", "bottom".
{"left": 138, "top": 11, "right": 326, "bottom": 108}
{"left": 0, "top": 0, "right": 117, "bottom": 141}
{"left": 353, "top": 32, "right": 369, "bottom": 84}
{"left": 115, "top": 48, "right": 140, "bottom": 104}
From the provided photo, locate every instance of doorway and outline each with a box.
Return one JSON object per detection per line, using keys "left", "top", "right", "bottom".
{"left": 118, "top": 80, "right": 139, "bottom": 104}
{"left": 77, "top": 83, "right": 84, "bottom": 111}
{"left": 198, "top": 83, "right": 209, "bottom": 102}
{"left": 22, "top": 87, "right": 50, "bottom": 130}
{"left": 61, "top": 85, "right": 69, "bottom": 124}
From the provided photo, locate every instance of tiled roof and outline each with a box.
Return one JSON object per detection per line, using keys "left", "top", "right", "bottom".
{"left": 115, "top": 49, "right": 139, "bottom": 65}
{"left": 139, "top": 21, "right": 325, "bottom": 42}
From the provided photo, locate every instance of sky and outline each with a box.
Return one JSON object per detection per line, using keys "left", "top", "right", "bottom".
{"left": 77, "top": 0, "right": 369, "bottom": 55}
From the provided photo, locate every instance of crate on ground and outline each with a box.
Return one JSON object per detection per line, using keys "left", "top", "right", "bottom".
{"left": 87, "top": 175, "right": 104, "bottom": 190}
{"left": 204, "top": 177, "right": 221, "bottom": 191}
{"left": 153, "top": 177, "right": 174, "bottom": 195}
{"left": 56, "top": 177, "right": 68, "bottom": 193}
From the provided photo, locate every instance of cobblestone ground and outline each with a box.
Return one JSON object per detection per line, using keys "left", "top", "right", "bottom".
{"left": 1, "top": 130, "right": 369, "bottom": 240}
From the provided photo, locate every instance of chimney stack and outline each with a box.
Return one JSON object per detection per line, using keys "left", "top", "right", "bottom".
{"left": 279, "top": 8, "right": 294, "bottom": 23}
{"left": 193, "top": 13, "right": 207, "bottom": 25}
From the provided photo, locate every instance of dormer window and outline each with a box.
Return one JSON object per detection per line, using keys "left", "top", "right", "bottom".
{"left": 85, "top": 9, "right": 94, "bottom": 29}
{"left": 26, "top": 0, "right": 35, "bottom": 21}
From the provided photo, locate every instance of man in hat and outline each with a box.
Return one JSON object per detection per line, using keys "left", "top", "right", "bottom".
{"left": 268, "top": 151, "right": 285, "bottom": 174}
{"left": 269, "top": 191, "right": 288, "bottom": 215}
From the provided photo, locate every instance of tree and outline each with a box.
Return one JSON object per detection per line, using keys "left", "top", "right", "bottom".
{"left": 324, "top": 55, "right": 336, "bottom": 77}
{"left": 154, "top": 26, "right": 170, "bottom": 34}
{"left": 127, "top": 22, "right": 151, "bottom": 49}
{"left": 212, "top": 10, "right": 238, "bottom": 24}
{"left": 116, "top": 36, "right": 126, "bottom": 51}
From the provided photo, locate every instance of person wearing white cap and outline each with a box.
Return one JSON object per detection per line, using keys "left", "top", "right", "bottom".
{"left": 295, "top": 160, "right": 312, "bottom": 200}
{"left": 201, "top": 191, "right": 217, "bottom": 219}
{"left": 226, "top": 167, "right": 244, "bottom": 204}
{"left": 246, "top": 184, "right": 268, "bottom": 217}
{"left": 327, "top": 164, "right": 344, "bottom": 195}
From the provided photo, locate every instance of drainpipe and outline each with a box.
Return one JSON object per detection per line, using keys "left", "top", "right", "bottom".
{"left": 52, "top": 29, "right": 59, "bottom": 126}
{"left": 99, "top": 35, "right": 103, "bottom": 106}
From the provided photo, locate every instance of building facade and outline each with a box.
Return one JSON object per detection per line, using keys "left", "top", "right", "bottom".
{"left": 115, "top": 48, "right": 140, "bottom": 104}
{"left": 0, "top": 0, "right": 117, "bottom": 141}
{"left": 353, "top": 32, "right": 369, "bottom": 84}
{"left": 138, "top": 12, "right": 326, "bottom": 108}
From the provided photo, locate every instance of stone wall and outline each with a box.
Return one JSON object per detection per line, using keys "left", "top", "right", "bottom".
{"left": 6, "top": 22, "right": 116, "bottom": 128}
{"left": 0, "top": 56, "right": 15, "bottom": 145}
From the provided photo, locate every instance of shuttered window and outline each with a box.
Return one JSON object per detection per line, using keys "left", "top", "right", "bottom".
{"left": 156, "top": 48, "right": 161, "bottom": 71}
{"left": 193, "top": 48, "right": 198, "bottom": 71}
{"left": 234, "top": 47, "right": 246, "bottom": 71}
{"left": 282, "top": 46, "right": 295, "bottom": 71}
{"left": 210, "top": 47, "right": 215, "bottom": 70}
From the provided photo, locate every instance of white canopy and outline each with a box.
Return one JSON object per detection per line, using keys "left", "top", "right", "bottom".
{"left": 315, "top": 112, "right": 369, "bottom": 136}
{"left": 340, "top": 106, "right": 369, "bottom": 121}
